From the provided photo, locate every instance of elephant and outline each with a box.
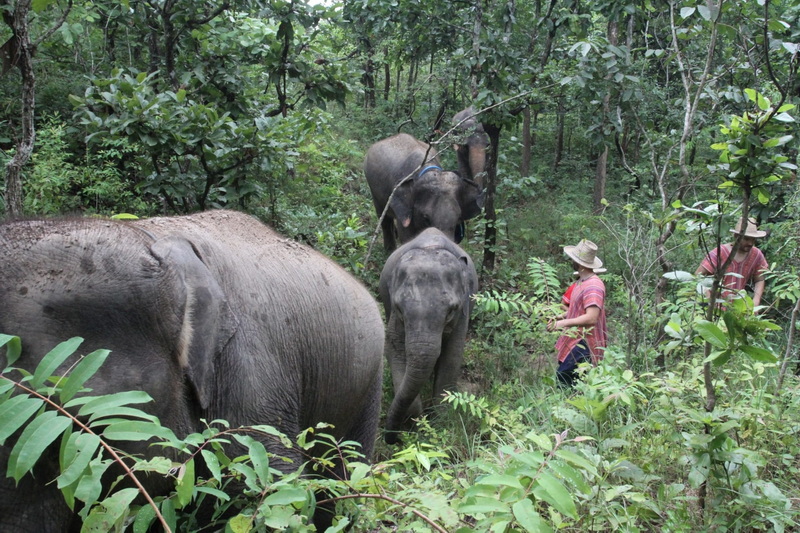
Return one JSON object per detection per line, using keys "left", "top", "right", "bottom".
{"left": 378, "top": 228, "right": 478, "bottom": 444}
{"left": 0, "top": 209, "right": 385, "bottom": 532}
{"left": 364, "top": 132, "right": 485, "bottom": 252}
{"left": 452, "top": 105, "right": 489, "bottom": 185}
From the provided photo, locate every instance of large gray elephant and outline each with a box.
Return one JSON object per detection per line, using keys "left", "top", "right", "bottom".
{"left": 0, "top": 209, "right": 384, "bottom": 532}
{"left": 364, "top": 132, "right": 485, "bottom": 252}
{"left": 379, "top": 228, "right": 478, "bottom": 444}
{"left": 452, "top": 105, "right": 489, "bottom": 185}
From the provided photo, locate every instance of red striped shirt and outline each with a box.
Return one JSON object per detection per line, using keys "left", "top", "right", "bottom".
{"left": 555, "top": 276, "right": 607, "bottom": 364}
{"left": 699, "top": 244, "right": 768, "bottom": 300}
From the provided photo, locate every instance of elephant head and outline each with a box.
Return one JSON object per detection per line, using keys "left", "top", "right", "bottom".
{"left": 452, "top": 106, "right": 489, "bottom": 187}
{"left": 378, "top": 228, "right": 479, "bottom": 444}
{"left": 365, "top": 133, "right": 485, "bottom": 251}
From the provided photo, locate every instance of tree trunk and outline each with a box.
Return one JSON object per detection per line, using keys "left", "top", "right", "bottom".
{"left": 3, "top": 0, "right": 35, "bottom": 217}
{"left": 553, "top": 97, "right": 565, "bottom": 170}
{"left": 382, "top": 47, "right": 390, "bottom": 101}
{"left": 520, "top": 107, "right": 531, "bottom": 177}
{"left": 593, "top": 143, "right": 608, "bottom": 213}
{"left": 481, "top": 122, "right": 502, "bottom": 278}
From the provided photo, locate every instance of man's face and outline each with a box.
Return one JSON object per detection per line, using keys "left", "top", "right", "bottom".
{"left": 738, "top": 236, "right": 756, "bottom": 253}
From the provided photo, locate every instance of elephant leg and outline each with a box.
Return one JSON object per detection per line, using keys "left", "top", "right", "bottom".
{"left": 432, "top": 321, "right": 468, "bottom": 402}
{"left": 381, "top": 215, "right": 397, "bottom": 251}
{"left": 343, "top": 369, "right": 383, "bottom": 462}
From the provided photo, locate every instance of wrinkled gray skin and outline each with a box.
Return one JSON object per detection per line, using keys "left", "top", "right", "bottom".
{"left": 0, "top": 210, "right": 384, "bottom": 532}
{"left": 452, "top": 106, "right": 489, "bottom": 186}
{"left": 364, "top": 132, "right": 485, "bottom": 252}
{"left": 379, "top": 228, "right": 478, "bottom": 444}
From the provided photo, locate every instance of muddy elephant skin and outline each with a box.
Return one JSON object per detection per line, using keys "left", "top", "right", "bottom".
{"left": 0, "top": 209, "right": 385, "bottom": 532}
{"left": 378, "top": 228, "right": 478, "bottom": 444}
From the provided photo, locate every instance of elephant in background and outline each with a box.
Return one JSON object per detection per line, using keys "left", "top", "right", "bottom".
{"left": 379, "top": 228, "right": 478, "bottom": 444}
{"left": 452, "top": 105, "right": 489, "bottom": 185}
{"left": 0, "top": 210, "right": 385, "bottom": 532}
{"left": 364, "top": 133, "right": 485, "bottom": 252}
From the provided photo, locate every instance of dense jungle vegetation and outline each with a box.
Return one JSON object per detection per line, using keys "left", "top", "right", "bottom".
{"left": 1, "top": 0, "right": 800, "bottom": 530}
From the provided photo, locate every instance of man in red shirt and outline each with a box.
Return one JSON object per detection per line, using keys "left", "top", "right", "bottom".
{"left": 548, "top": 239, "right": 608, "bottom": 387}
{"left": 695, "top": 217, "right": 769, "bottom": 308}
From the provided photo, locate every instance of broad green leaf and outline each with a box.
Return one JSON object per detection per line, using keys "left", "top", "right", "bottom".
{"left": 82, "top": 487, "right": 139, "bottom": 532}
{"left": 1, "top": 334, "right": 22, "bottom": 367}
{"left": 680, "top": 7, "right": 695, "bottom": 17}
{"left": 9, "top": 410, "right": 73, "bottom": 481}
{"left": 706, "top": 349, "right": 733, "bottom": 366}
{"left": 459, "top": 497, "right": 510, "bottom": 514}
{"left": 263, "top": 487, "right": 308, "bottom": 506}
{"left": 525, "top": 432, "right": 552, "bottom": 451}
{"left": 32, "top": 338, "right": 83, "bottom": 388}
{"left": 554, "top": 449, "right": 598, "bottom": 476}
{"left": 548, "top": 460, "right": 592, "bottom": 495}
{"left": 349, "top": 462, "right": 371, "bottom": 484}
{"left": 740, "top": 345, "right": 778, "bottom": 363}
{"left": 0, "top": 395, "right": 44, "bottom": 444}
{"left": 132, "top": 502, "right": 157, "bottom": 533}
{"left": 160, "top": 498, "right": 177, "bottom": 533}
{"left": 31, "top": 0, "right": 56, "bottom": 12}
{"left": 59, "top": 349, "right": 110, "bottom": 403}
{"left": 201, "top": 449, "right": 222, "bottom": 481}
{"left": 73, "top": 391, "right": 153, "bottom": 416}
{"left": 101, "top": 421, "right": 174, "bottom": 442}
{"left": 512, "top": 498, "right": 553, "bottom": 533}
{"left": 533, "top": 471, "right": 577, "bottom": 519}
{"left": 697, "top": 5, "right": 710, "bottom": 20}
{"left": 476, "top": 474, "right": 525, "bottom": 489}
{"left": 58, "top": 432, "right": 101, "bottom": 488}
{"left": 694, "top": 320, "right": 728, "bottom": 349}
{"left": 196, "top": 486, "right": 230, "bottom": 502}
{"left": 175, "top": 459, "right": 195, "bottom": 509}
{"left": 229, "top": 514, "right": 254, "bottom": 533}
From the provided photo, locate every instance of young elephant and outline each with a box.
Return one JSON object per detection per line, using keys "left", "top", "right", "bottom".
{"left": 379, "top": 228, "right": 479, "bottom": 444}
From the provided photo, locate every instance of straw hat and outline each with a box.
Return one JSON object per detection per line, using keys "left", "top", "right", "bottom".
{"left": 564, "top": 239, "right": 603, "bottom": 269}
{"left": 730, "top": 217, "right": 766, "bottom": 238}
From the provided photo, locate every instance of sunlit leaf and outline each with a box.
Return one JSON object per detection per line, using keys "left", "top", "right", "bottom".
{"left": 695, "top": 320, "right": 728, "bottom": 349}
{"left": 740, "top": 345, "right": 778, "bottom": 363}
{"left": 512, "top": 498, "right": 553, "bottom": 532}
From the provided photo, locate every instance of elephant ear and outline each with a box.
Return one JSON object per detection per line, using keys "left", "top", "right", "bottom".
{"left": 151, "top": 236, "right": 237, "bottom": 410}
{"left": 389, "top": 178, "right": 415, "bottom": 228}
{"left": 459, "top": 179, "right": 485, "bottom": 221}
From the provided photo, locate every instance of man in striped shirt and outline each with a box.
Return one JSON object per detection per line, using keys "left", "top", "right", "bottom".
{"left": 695, "top": 217, "right": 769, "bottom": 308}
{"left": 547, "top": 239, "right": 608, "bottom": 388}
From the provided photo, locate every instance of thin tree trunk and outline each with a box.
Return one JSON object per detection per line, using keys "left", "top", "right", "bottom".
{"left": 593, "top": 144, "right": 608, "bottom": 212}
{"left": 553, "top": 97, "right": 565, "bottom": 170}
{"left": 3, "top": 0, "right": 35, "bottom": 217}
{"left": 520, "top": 107, "right": 531, "bottom": 176}
{"left": 480, "top": 123, "right": 501, "bottom": 278}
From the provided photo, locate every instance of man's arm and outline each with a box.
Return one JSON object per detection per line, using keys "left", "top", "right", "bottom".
{"left": 548, "top": 306, "right": 600, "bottom": 331}
{"left": 752, "top": 278, "right": 765, "bottom": 308}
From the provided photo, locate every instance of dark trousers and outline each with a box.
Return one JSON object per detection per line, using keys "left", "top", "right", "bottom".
{"left": 556, "top": 340, "right": 591, "bottom": 388}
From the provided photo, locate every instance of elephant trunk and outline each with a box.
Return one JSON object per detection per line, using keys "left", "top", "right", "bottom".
{"left": 385, "top": 339, "right": 441, "bottom": 444}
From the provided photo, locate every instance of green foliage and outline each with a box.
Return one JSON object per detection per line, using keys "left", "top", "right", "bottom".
{"left": 709, "top": 90, "right": 796, "bottom": 201}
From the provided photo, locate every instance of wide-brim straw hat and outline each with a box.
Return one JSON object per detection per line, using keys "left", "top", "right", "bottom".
{"left": 564, "top": 239, "right": 603, "bottom": 270}
{"left": 730, "top": 217, "right": 767, "bottom": 238}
